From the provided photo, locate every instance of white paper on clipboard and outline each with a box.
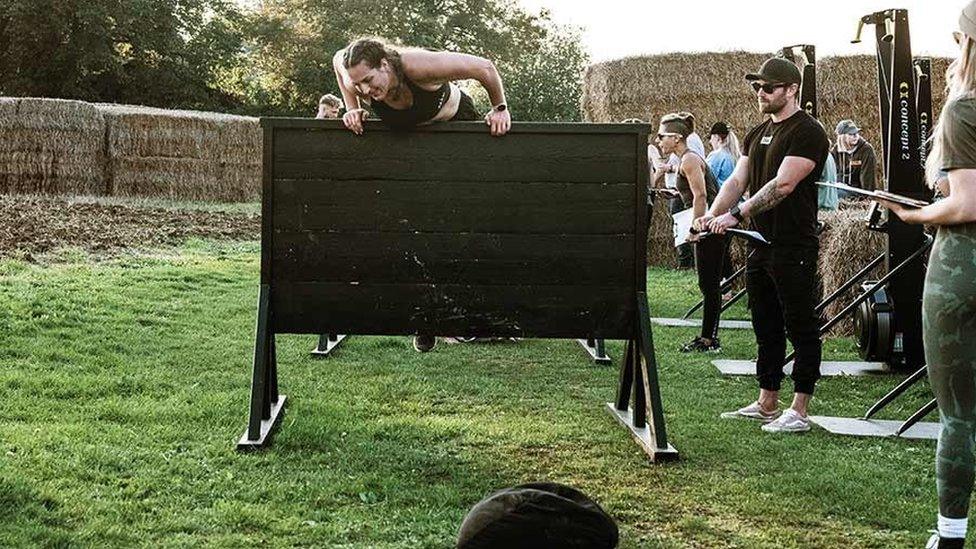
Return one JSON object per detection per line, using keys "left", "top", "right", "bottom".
{"left": 673, "top": 208, "right": 694, "bottom": 247}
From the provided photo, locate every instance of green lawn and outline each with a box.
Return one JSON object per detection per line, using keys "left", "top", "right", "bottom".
{"left": 0, "top": 240, "right": 947, "bottom": 548}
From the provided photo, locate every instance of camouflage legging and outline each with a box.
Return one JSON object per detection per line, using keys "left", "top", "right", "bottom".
{"left": 925, "top": 223, "right": 976, "bottom": 519}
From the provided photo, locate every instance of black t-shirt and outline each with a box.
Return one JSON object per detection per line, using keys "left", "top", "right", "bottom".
{"left": 742, "top": 110, "right": 828, "bottom": 249}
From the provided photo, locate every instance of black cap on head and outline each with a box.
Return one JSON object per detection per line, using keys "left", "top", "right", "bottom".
{"left": 745, "top": 57, "right": 802, "bottom": 85}
{"left": 457, "top": 482, "right": 619, "bottom": 549}
{"left": 709, "top": 122, "right": 730, "bottom": 136}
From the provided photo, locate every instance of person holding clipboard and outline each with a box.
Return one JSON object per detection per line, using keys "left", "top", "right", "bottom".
{"left": 656, "top": 112, "right": 725, "bottom": 353}
{"left": 694, "top": 57, "right": 829, "bottom": 433}
{"left": 876, "top": 4, "right": 976, "bottom": 546}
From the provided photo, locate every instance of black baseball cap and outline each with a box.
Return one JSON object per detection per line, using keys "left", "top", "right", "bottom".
{"left": 456, "top": 482, "right": 619, "bottom": 549}
{"left": 745, "top": 57, "right": 802, "bottom": 85}
{"left": 709, "top": 122, "right": 730, "bottom": 136}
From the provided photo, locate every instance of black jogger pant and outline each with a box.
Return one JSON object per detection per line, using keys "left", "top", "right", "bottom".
{"left": 745, "top": 245, "right": 822, "bottom": 395}
{"left": 695, "top": 234, "right": 729, "bottom": 340}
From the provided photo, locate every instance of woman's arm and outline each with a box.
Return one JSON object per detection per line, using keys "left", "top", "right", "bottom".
{"left": 333, "top": 50, "right": 367, "bottom": 134}
{"left": 333, "top": 50, "right": 362, "bottom": 112}
{"left": 403, "top": 50, "right": 505, "bottom": 105}
{"left": 402, "top": 49, "right": 511, "bottom": 136}
{"left": 882, "top": 169, "right": 976, "bottom": 225}
{"left": 682, "top": 155, "right": 709, "bottom": 219}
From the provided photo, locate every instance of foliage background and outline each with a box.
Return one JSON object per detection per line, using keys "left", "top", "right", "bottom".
{"left": 0, "top": 0, "right": 588, "bottom": 121}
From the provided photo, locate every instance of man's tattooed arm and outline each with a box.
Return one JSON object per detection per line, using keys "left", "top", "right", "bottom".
{"left": 741, "top": 178, "right": 789, "bottom": 218}
{"left": 739, "top": 156, "right": 818, "bottom": 219}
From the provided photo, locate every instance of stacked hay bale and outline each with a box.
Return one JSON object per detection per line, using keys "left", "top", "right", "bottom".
{"left": 100, "top": 105, "right": 261, "bottom": 202}
{"left": 216, "top": 116, "right": 263, "bottom": 202}
{"left": 648, "top": 200, "right": 678, "bottom": 269}
{"left": 0, "top": 98, "right": 106, "bottom": 195}
{"left": 818, "top": 203, "right": 888, "bottom": 335}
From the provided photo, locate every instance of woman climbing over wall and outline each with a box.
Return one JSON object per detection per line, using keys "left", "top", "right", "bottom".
{"left": 333, "top": 37, "right": 511, "bottom": 136}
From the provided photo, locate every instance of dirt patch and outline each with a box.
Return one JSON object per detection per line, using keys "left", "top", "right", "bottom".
{"left": 0, "top": 194, "right": 259, "bottom": 261}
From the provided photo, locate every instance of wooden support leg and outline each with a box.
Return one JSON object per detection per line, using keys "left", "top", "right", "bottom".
{"left": 615, "top": 340, "right": 634, "bottom": 411}
{"left": 606, "top": 294, "right": 678, "bottom": 462}
{"left": 577, "top": 338, "right": 612, "bottom": 365}
{"left": 311, "top": 333, "right": 349, "bottom": 357}
{"left": 238, "top": 284, "right": 287, "bottom": 451}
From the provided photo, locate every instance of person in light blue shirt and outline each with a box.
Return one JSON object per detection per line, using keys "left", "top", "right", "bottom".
{"left": 706, "top": 122, "right": 740, "bottom": 188}
{"left": 818, "top": 143, "right": 839, "bottom": 210}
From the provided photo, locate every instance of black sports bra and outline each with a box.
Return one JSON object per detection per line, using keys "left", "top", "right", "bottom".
{"left": 370, "top": 78, "right": 450, "bottom": 129}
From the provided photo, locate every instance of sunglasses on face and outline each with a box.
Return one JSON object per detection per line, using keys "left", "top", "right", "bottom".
{"left": 751, "top": 82, "right": 788, "bottom": 94}
{"left": 954, "top": 31, "right": 964, "bottom": 45}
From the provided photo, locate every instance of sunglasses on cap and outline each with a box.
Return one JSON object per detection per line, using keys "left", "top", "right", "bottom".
{"left": 751, "top": 82, "right": 788, "bottom": 94}
{"left": 656, "top": 132, "right": 681, "bottom": 140}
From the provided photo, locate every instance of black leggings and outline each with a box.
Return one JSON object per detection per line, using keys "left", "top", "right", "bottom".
{"left": 695, "top": 234, "right": 729, "bottom": 340}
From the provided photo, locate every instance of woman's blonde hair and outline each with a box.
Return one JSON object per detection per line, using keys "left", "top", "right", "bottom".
{"left": 713, "top": 130, "right": 741, "bottom": 164}
{"left": 927, "top": 33, "right": 976, "bottom": 185}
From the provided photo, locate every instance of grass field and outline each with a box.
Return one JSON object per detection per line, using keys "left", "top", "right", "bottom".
{"left": 0, "top": 239, "right": 949, "bottom": 548}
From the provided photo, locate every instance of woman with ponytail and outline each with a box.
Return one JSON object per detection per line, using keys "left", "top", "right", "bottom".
{"left": 658, "top": 112, "right": 725, "bottom": 352}
{"left": 878, "top": 4, "right": 976, "bottom": 547}
{"left": 706, "top": 121, "right": 741, "bottom": 189}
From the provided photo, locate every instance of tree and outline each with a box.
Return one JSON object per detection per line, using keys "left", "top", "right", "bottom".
{"left": 0, "top": 0, "right": 244, "bottom": 110}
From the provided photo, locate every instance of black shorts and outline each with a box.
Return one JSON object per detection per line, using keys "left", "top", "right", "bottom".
{"left": 450, "top": 91, "right": 479, "bottom": 121}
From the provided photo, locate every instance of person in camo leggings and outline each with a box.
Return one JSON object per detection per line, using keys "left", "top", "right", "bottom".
{"left": 879, "top": 3, "right": 976, "bottom": 547}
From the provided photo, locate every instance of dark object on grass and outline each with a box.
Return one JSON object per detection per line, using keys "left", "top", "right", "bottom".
{"left": 456, "top": 482, "right": 618, "bottom": 549}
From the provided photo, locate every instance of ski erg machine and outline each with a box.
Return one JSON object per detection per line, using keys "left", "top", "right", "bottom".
{"left": 781, "top": 44, "right": 818, "bottom": 119}
{"left": 851, "top": 9, "right": 933, "bottom": 372}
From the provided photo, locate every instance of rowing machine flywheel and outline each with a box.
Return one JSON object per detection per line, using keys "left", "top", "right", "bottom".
{"left": 854, "top": 282, "right": 894, "bottom": 361}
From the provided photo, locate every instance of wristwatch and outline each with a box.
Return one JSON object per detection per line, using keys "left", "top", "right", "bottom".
{"left": 493, "top": 103, "right": 507, "bottom": 112}
{"left": 729, "top": 205, "right": 745, "bottom": 222}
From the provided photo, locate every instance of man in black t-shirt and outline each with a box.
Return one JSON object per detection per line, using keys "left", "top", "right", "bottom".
{"left": 693, "top": 57, "right": 829, "bottom": 433}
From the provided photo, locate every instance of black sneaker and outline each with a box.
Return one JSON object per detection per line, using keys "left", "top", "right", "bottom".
{"left": 413, "top": 335, "right": 436, "bottom": 352}
{"left": 680, "top": 336, "right": 721, "bottom": 353}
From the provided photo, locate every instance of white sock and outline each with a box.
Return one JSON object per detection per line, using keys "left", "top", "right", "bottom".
{"left": 938, "top": 514, "right": 968, "bottom": 539}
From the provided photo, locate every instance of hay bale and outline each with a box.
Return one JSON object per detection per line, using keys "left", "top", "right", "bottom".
{"left": 100, "top": 104, "right": 221, "bottom": 159}
{"left": 817, "top": 204, "right": 887, "bottom": 335}
{"left": 0, "top": 97, "right": 105, "bottom": 195}
{"left": 109, "top": 157, "right": 221, "bottom": 200}
{"left": 215, "top": 115, "right": 262, "bottom": 201}
{"left": 647, "top": 199, "right": 678, "bottom": 268}
{"left": 100, "top": 104, "right": 260, "bottom": 201}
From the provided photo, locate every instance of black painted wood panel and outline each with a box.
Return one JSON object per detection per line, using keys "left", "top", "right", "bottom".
{"left": 272, "top": 127, "right": 636, "bottom": 182}
{"left": 271, "top": 232, "right": 634, "bottom": 285}
{"left": 271, "top": 283, "right": 635, "bottom": 338}
{"left": 272, "top": 180, "right": 635, "bottom": 234}
{"left": 261, "top": 120, "right": 649, "bottom": 338}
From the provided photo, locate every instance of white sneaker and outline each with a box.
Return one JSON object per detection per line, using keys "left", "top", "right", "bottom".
{"left": 761, "top": 409, "right": 812, "bottom": 433}
{"left": 925, "top": 531, "right": 939, "bottom": 549}
{"left": 719, "top": 401, "right": 781, "bottom": 422}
